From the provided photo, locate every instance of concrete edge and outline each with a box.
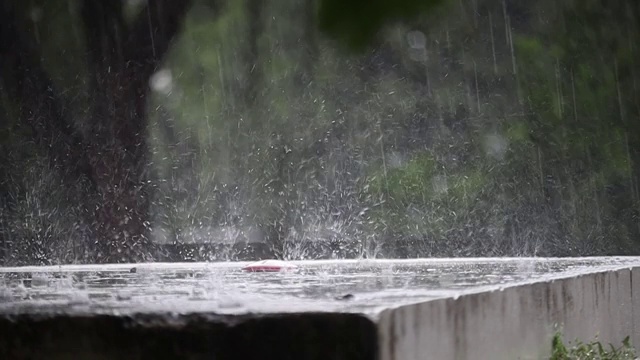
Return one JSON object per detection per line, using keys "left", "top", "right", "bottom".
{"left": 378, "top": 266, "right": 638, "bottom": 360}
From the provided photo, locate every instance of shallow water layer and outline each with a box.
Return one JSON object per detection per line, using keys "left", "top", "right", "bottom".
{"left": 1, "top": 257, "right": 639, "bottom": 316}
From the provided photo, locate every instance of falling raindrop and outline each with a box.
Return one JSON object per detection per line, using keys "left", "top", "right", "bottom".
{"left": 29, "top": 7, "right": 43, "bottom": 22}
{"left": 150, "top": 69, "right": 173, "bottom": 95}
{"left": 484, "top": 133, "right": 509, "bottom": 161}
{"left": 432, "top": 175, "right": 449, "bottom": 194}
{"left": 407, "top": 30, "right": 426, "bottom": 49}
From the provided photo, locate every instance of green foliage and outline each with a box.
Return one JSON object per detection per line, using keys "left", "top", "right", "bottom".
{"left": 3, "top": 0, "right": 640, "bottom": 262}
{"left": 551, "top": 332, "right": 636, "bottom": 360}
{"left": 370, "top": 154, "right": 437, "bottom": 203}
{"left": 318, "top": 0, "right": 447, "bottom": 50}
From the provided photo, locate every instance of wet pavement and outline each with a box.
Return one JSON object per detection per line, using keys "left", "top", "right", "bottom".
{"left": 1, "top": 257, "right": 639, "bottom": 317}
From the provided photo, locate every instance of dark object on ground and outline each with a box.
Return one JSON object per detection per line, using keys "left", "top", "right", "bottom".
{"left": 0, "top": 313, "right": 377, "bottom": 360}
{"left": 336, "top": 293, "right": 355, "bottom": 301}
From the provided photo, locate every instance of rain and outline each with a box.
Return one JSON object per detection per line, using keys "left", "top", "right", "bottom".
{"left": 0, "top": 1, "right": 638, "bottom": 267}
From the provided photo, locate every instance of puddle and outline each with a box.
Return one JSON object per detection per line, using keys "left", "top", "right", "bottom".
{"left": 0, "top": 257, "right": 638, "bottom": 316}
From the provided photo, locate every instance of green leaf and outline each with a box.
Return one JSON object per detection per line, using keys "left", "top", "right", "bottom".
{"left": 622, "top": 336, "right": 631, "bottom": 348}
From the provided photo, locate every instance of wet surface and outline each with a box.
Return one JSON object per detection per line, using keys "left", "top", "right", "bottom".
{"left": 1, "top": 257, "right": 639, "bottom": 316}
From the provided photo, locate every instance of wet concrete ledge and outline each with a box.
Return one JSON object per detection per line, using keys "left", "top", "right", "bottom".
{"left": 378, "top": 267, "right": 639, "bottom": 360}
{"left": 1, "top": 259, "right": 639, "bottom": 359}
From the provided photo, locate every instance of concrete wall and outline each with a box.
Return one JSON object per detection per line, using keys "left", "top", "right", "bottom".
{"left": 378, "top": 267, "right": 639, "bottom": 360}
{"left": 1, "top": 265, "right": 638, "bottom": 359}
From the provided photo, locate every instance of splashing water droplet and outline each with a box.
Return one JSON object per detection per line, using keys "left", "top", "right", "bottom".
{"left": 406, "top": 30, "right": 426, "bottom": 49}
{"left": 483, "top": 133, "right": 509, "bottom": 161}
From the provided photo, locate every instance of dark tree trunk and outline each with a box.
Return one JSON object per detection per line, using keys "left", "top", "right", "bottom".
{"left": 244, "top": 0, "right": 265, "bottom": 107}
{"left": 0, "top": 1, "right": 192, "bottom": 264}
{"left": 80, "top": 1, "right": 152, "bottom": 262}
{"left": 0, "top": 4, "right": 92, "bottom": 186}
{"left": 79, "top": 0, "right": 193, "bottom": 263}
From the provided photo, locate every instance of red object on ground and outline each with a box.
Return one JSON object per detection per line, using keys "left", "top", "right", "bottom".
{"left": 242, "top": 260, "right": 298, "bottom": 272}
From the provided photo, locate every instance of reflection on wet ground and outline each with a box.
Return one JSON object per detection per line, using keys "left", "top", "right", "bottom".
{"left": 1, "top": 257, "right": 639, "bottom": 316}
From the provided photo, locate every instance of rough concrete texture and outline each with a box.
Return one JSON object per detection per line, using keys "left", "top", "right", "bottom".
{"left": 0, "top": 312, "right": 378, "bottom": 360}
{"left": 378, "top": 267, "right": 638, "bottom": 360}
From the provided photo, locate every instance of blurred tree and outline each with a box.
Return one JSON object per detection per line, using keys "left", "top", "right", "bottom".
{"left": 0, "top": 0, "right": 193, "bottom": 263}
{"left": 1, "top": 0, "right": 639, "bottom": 264}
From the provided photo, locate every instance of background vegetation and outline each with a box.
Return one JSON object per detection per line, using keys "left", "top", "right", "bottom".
{"left": 1, "top": 0, "right": 639, "bottom": 265}
{"left": 551, "top": 333, "right": 636, "bottom": 360}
